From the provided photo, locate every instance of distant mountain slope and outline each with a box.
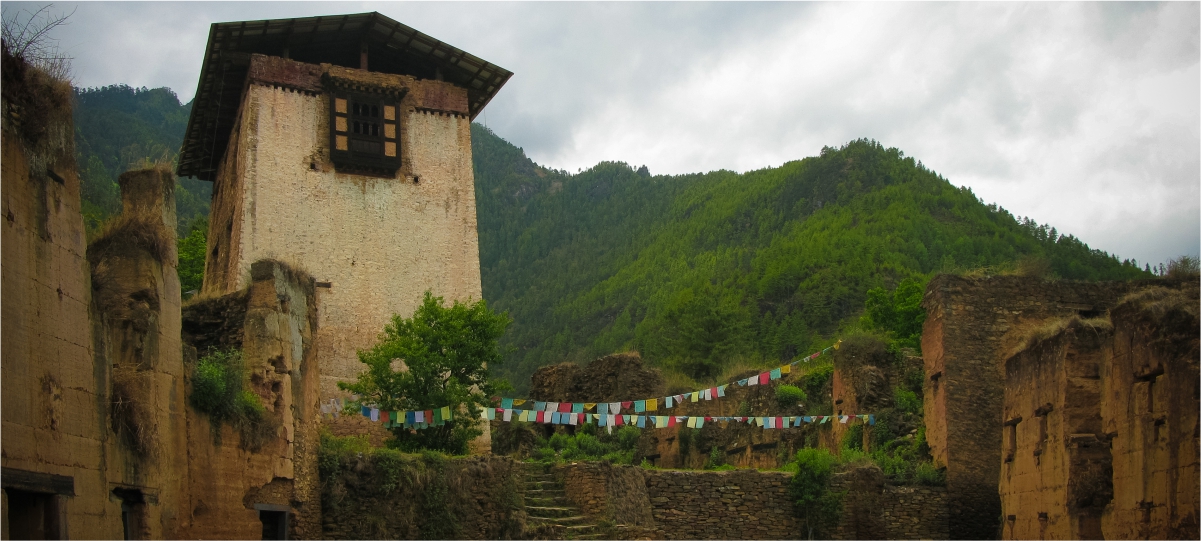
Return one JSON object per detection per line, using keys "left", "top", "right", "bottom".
{"left": 73, "top": 85, "right": 209, "bottom": 233}
{"left": 69, "top": 92, "right": 1149, "bottom": 391}
{"left": 470, "top": 125, "right": 1148, "bottom": 391}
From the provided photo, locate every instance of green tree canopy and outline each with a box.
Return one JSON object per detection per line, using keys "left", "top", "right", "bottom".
{"left": 339, "top": 292, "right": 511, "bottom": 454}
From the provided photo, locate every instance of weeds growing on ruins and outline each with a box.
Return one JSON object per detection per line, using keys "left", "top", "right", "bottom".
{"left": 189, "top": 348, "right": 277, "bottom": 451}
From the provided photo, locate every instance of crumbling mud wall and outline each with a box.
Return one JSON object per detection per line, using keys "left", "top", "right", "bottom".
{"left": 999, "top": 318, "right": 1113, "bottom": 540}
{"left": 556, "top": 461, "right": 654, "bottom": 527}
{"left": 320, "top": 453, "right": 525, "bottom": 539}
{"left": 1, "top": 48, "right": 117, "bottom": 538}
{"left": 178, "top": 259, "right": 322, "bottom": 539}
{"left": 921, "top": 274, "right": 1142, "bottom": 539}
{"left": 523, "top": 352, "right": 832, "bottom": 469}
{"left": 1101, "top": 285, "right": 1199, "bottom": 539}
{"left": 88, "top": 167, "right": 187, "bottom": 538}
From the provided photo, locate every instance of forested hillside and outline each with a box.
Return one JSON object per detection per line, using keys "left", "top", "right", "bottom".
{"left": 74, "top": 85, "right": 209, "bottom": 234}
{"left": 69, "top": 87, "right": 1151, "bottom": 392}
{"left": 471, "top": 125, "right": 1148, "bottom": 391}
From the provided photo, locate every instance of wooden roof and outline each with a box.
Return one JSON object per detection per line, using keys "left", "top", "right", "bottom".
{"left": 177, "top": 12, "right": 512, "bottom": 181}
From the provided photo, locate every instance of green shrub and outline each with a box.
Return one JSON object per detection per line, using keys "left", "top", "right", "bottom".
{"left": 705, "top": 445, "right": 727, "bottom": 470}
{"left": 841, "top": 423, "right": 864, "bottom": 452}
{"left": 775, "top": 384, "right": 807, "bottom": 408}
{"left": 914, "top": 461, "right": 945, "bottom": 486}
{"left": 894, "top": 388, "right": 922, "bottom": 415}
{"left": 788, "top": 448, "right": 843, "bottom": 539}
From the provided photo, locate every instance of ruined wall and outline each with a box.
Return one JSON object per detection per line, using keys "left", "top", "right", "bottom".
{"left": 88, "top": 167, "right": 188, "bottom": 539}
{"left": 201, "top": 56, "right": 484, "bottom": 402}
{"left": 320, "top": 453, "right": 525, "bottom": 539}
{"left": 1101, "top": 285, "right": 1199, "bottom": 539}
{"left": 179, "top": 259, "right": 322, "bottom": 539}
{"left": 999, "top": 318, "right": 1112, "bottom": 540}
{"left": 1, "top": 52, "right": 117, "bottom": 538}
{"left": 921, "top": 274, "right": 1141, "bottom": 539}
{"left": 526, "top": 353, "right": 829, "bottom": 469}
{"left": 829, "top": 465, "right": 950, "bottom": 540}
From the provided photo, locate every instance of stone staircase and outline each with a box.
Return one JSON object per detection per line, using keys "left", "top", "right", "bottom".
{"left": 523, "top": 462, "right": 606, "bottom": 540}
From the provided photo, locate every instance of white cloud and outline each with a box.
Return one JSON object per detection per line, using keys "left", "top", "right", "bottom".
{"left": 13, "top": 1, "right": 1199, "bottom": 265}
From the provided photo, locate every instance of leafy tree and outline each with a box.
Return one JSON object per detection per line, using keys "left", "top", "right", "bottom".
{"left": 177, "top": 216, "right": 207, "bottom": 294}
{"left": 787, "top": 448, "right": 843, "bottom": 539}
{"left": 340, "top": 292, "right": 510, "bottom": 454}
{"left": 861, "top": 277, "right": 927, "bottom": 350}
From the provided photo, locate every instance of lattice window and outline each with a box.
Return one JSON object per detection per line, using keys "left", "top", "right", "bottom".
{"left": 330, "top": 91, "right": 401, "bottom": 175}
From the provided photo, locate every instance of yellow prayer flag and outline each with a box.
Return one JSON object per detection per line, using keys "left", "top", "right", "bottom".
{"left": 647, "top": 398, "right": 657, "bottom": 411}
{"left": 584, "top": 403, "right": 597, "bottom": 411}
{"left": 690, "top": 392, "right": 699, "bottom": 403}
{"left": 513, "top": 399, "right": 527, "bottom": 406}
{"left": 781, "top": 364, "right": 790, "bottom": 375}
{"left": 441, "top": 406, "right": 452, "bottom": 421}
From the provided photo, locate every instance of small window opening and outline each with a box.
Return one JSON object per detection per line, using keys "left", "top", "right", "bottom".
{"left": 112, "top": 488, "right": 145, "bottom": 540}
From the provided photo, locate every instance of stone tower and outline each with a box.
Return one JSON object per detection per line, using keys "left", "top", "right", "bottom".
{"left": 177, "top": 13, "right": 511, "bottom": 405}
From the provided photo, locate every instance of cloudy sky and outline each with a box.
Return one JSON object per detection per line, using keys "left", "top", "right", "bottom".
{"left": 7, "top": 1, "right": 1199, "bottom": 266}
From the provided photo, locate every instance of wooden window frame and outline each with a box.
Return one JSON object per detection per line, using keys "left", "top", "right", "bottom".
{"left": 329, "top": 87, "right": 404, "bottom": 176}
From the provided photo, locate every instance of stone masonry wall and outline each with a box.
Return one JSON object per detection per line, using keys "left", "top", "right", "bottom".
{"left": 557, "top": 461, "right": 948, "bottom": 540}
{"left": 921, "top": 274, "right": 1145, "bottom": 539}
{"left": 556, "top": 461, "right": 654, "bottom": 526}
{"left": 830, "top": 465, "right": 950, "bottom": 540}
{"left": 321, "top": 454, "right": 525, "bottom": 540}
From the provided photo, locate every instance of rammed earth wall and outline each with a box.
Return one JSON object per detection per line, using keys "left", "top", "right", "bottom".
{"left": 921, "top": 275, "right": 1147, "bottom": 539}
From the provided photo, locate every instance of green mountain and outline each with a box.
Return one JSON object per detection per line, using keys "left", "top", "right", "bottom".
{"left": 69, "top": 87, "right": 1151, "bottom": 391}
{"left": 470, "top": 125, "right": 1148, "bottom": 391}
{"left": 73, "top": 85, "right": 210, "bottom": 234}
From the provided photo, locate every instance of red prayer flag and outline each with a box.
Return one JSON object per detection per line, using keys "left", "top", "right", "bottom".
{"left": 759, "top": 372, "right": 770, "bottom": 385}
{"left": 622, "top": 401, "right": 633, "bottom": 409}
{"left": 615, "top": 414, "right": 624, "bottom": 426}
{"left": 424, "top": 410, "right": 434, "bottom": 423}
{"left": 558, "top": 402, "right": 571, "bottom": 413}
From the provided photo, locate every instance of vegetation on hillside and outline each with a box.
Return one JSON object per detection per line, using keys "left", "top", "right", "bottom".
{"left": 73, "top": 84, "right": 210, "bottom": 234}
{"left": 471, "top": 125, "right": 1150, "bottom": 392}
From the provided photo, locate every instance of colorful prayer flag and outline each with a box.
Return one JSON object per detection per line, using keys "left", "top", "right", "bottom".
{"left": 441, "top": 406, "right": 452, "bottom": 421}
{"left": 647, "top": 398, "right": 658, "bottom": 411}
{"left": 759, "top": 372, "right": 770, "bottom": 385}
{"left": 717, "top": 385, "right": 727, "bottom": 398}
{"left": 781, "top": 364, "right": 791, "bottom": 375}
{"left": 597, "top": 403, "right": 609, "bottom": 415}
{"left": 573, "top": 403, "right": 584, "bottom": 413}
{"left": 635, "top": 400, "right": 646, "bottom": 413}
{"left": 559, "top": 402, "right": 572, "bottom": 413}
{"left": 501, "top": 398, "right": 514, "bottom": 409}
{"left": 770, "top": 368, "right": 782, "bottom": 380}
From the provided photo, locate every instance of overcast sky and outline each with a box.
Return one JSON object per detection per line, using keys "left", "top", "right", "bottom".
{"left": 6, "top": 1, "right": 1199, "bottom": 266}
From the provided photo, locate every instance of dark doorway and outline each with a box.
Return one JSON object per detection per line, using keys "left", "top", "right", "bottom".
{"left": 258, "top": 508, "right": 289, "bottom": 540}
{"left": 5, "top": 488, "right": 63, "bottom": 539}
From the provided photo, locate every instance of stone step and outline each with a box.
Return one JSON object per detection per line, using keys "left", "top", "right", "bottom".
{"left": 526, "top": 506, "right": 577, "bottom": 518}
{"left": 526, "top": 497, "right": 572, "bottom": 508}
{"left": 525, "top": 482, "right": 560, "bottom": 491}
{"left": 527, "top": 515, "right": 595, "bottom": 528}
{"left": 525, "top": 486, "right": 560, "bottom": 494}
